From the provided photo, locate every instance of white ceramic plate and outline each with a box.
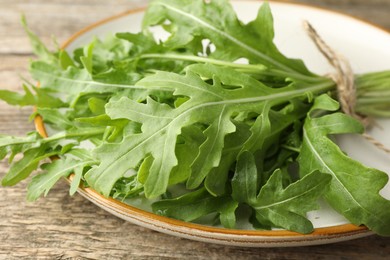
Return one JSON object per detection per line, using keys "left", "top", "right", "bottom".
{"left": 36, "top": 0, "right": 390, "bottom": 247}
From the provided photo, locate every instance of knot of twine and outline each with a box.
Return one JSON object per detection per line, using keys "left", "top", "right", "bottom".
{"left": 303, "top": 21, "right": 390, "bottom": 154}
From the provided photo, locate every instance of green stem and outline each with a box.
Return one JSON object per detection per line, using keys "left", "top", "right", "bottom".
{"left": 138, "top": 53, "right": 325, "bottom": 83}
{"left": 42, "top": 128, "right": 106, "bottom": 144}
{"left": 281, "top": 145, "right": 301, "bottom": 153}
{"left": 355, "top": 70, "right": 390, "bottom": 117}
{"left": 357, "top": 97, "right": 390, "bottom": 105}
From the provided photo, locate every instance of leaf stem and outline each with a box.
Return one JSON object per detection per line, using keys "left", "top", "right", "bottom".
{"left": 42, "top": 128, "right": 106, "bottom": 144}
{"left": 138, "top": 53, "right": 325, "bottom": 83}
{"left": 355, "top": 70, "right": 390, "bottom": 117}
{"left": 281, "top": 145, "right": 301, "bottom": 153}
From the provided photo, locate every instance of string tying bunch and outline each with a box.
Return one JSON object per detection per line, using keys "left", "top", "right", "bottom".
{"left": 303, "top": 21, "right": 390, "bottom": 154}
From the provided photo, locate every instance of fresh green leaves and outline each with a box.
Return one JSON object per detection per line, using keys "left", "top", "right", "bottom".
{"left": 152, "top": 187, "right": 238, "bottom": 229}
{"left": 253, "top": 170, "right": 331, "bottom": 234}
{"left": 27, "top": 157, "right": 93, "bottom": 201}
{"left": 232, "top": 151, "right": 258, "bottom": 204}
{"left": 299, "top": 94, "right": 390, "bottom": 236}
{"left": 1, "top": 128, "right": 103, "bottom": 187}
{"left": 143, "top": 0, "right": 313, "bottom": 76}
{"left": 1, "top": 0, "right": 390, "bottom": 235}
{"left": 85, "top": 63, "right": 330, "bottom": 199}
{"left": 230, "top": 151, "right": 331, "bottom": 233}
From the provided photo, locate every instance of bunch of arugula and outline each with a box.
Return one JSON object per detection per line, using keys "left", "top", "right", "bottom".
{"left": 1, "top": 0, "right": 390, "bottom": 235}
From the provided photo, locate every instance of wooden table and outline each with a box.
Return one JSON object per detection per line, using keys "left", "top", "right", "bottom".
{"left": 1, "top": 0, "right": 389, "bottom": 259}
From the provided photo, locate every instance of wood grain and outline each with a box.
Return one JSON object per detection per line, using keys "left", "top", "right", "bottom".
{"left": 1, "top": 1, "right": 390, "bottom": 259}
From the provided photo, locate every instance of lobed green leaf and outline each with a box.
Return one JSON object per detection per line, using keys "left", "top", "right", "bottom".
{"left": 299, "top": 94, "right": 390, "bottom": 236}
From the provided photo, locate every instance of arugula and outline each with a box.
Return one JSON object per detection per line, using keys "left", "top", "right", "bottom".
{"left": 152, "top": 187, "right": 238, "bottom": 229}
{"left": 1, "top": 0, "right": 390, "bottom": 235}
{"left": 27, "top": 157, "right": 94, "bottom": 201}
{"left": 231, "top": 152, "right": 331, "bottom": 233}
{"left": 299, "top": 94, "right": 390, "bottom": 236}
{"left": 143, "top": 0, "right": 313, "bottom": 76}
{"left": 86, "top": 63, "right": 330, "bottom": 199}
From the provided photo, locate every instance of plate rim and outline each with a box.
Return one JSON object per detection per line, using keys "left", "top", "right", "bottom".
{"left": 33, "top": 0, "right": 390, "bottom": 246}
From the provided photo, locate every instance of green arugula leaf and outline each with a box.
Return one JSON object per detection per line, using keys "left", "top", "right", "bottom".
{"left": 65, "top": 148, "right": 96, "bottom": 196}
{"left": 218, "top": 198, "right": 239, "bottom": 229}
{"left": 116, "top": 31, "right": 197, "bottom": 73}
{"left": 299, "top": 94, "right": 390, "bottom": 236}
{"left": 168, "top": 125, "right": 206, "bottom": 185}
{"left": 0, "top": 132, "right": 42, "bottom": 162}
{"left": 152, "top": 187, "right": 238, "bottom": 228}
{"left": 36, "top": 108, "right": 74, "bottom": 130}
{"left": 21, "top": 15, "right": 57, "bottom": 63}
{"left": 253, "top": 170, "right": 331, "bottom": 234}
{"left": 0, "top": 85, "right": 35, "bottom": 106}
{"left": 27, "top": 157, "right": 94, "bottom": 201}
{"left": 59, "top": 50, "right": 75, "bottom": 69}
{"left": 0, "top": 84, "right": 65, "bottom": 108}
{"left": 2, "top": 147, "right": 57, "bottom": 186}
{"left": 30, "top": 61, "right": 149, "bottom": 106}
{"left": 69, "top": 165, "right": 85, "bottom": 196}
{"left": 1, "top": 127, "right": 103, "bottom": 188}
{"left": 1, "top": 134, "right": 45, "bottom": 186}
{"left": 204, "top": 121, "right": 251, "bottom": 196}
{"left": 231, "top": 150, "right": 330, "bottom": 233}
{"left": 111, "top": 175, "right": 144, "bottom": 200}
{"left": 80, "top": 42, "right": 95, "bottom": 74}
{"left": 143, "top": 0, "right": 313, "bottom": 76}
{"left": 231, "top": 151, "right": 258, "bottom": 204}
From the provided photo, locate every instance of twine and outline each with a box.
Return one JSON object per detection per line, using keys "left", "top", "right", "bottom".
{"left": 303, "top": 21, "right": 390, "bottom": 154}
